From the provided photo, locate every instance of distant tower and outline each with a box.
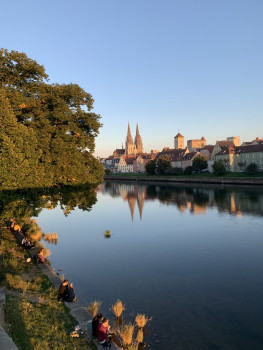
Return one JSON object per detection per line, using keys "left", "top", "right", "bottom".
{"left": 174, "top": 133, "right": 184, "bottom": 149}
{"left": 134, "top": 123, "right": 143, "bottom": 154}
{"left": 125, "top": 123, "right": 136, "bottom": 155}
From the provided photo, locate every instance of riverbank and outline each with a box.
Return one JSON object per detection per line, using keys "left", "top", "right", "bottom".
{"left": 105, "top": 174, "right": 263, "bottom": 186}
{"left": 0, "top": 227, "right": 99, "bottom": 350}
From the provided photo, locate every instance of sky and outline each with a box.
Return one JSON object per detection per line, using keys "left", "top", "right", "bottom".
{"left": 1, "top": 0, "right": 263, "bottom": 157}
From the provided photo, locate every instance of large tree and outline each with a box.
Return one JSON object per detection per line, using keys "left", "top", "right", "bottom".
{"left": 192, "top": 155, "right": 208, "bottom": 173}
{"left": 0, "top": 49, "right": 104, "bottom": 189}
{"left": 156, "top": 154, "right": 172, "bottom": 175}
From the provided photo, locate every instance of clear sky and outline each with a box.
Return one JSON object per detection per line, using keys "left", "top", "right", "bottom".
{"left": 1, "top": 0, "right": 263, "bottom": 157}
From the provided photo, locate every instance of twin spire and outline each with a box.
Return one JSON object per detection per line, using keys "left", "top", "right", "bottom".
{"left": 125, "top": 122, "right": 143, "bottom": 155}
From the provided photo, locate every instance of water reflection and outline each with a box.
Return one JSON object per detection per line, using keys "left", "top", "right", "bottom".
{"left": 98, "top": 182, "right": 263, "bottom": 219}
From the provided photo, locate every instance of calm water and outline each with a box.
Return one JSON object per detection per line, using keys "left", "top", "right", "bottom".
{"left": 34, "top": 181, "right": 263, "bottom": 350}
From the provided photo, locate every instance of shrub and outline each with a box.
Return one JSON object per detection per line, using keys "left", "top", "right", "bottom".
{"left": 212, "top": 160, "right": 226, "bottom": 176}
{"left": 184, "top": 166, "right": 193, "bottom": 175}
{"left": 246, "top": 162, "right": 258, "bottom": 175}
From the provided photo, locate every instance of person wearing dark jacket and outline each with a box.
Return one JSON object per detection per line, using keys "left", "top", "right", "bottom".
{"left": 64, "top": 283, "right": 77, "bottom": 302}
{"left": 58, "top": 279, "right": 68, "bottom": 301}
{"left": 92, "top": 313, "right": 103, "bottom": 338}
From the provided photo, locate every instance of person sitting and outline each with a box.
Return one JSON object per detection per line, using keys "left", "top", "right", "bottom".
{"left": 13, "top": 223, "right": 22, "bottom": 233}
{"left": 37, "top": 248, "right": 46, "bottom": 264}
{"left": 58, "top": 279, "right": 69, "bottom": 301}
{"left": 64, "top": 282, "right": 77, "bottom": 302}
{"left": 92, "top": 313, "right": 103, "bottom": 338}
{"left": 97, "top": 318, "right": 112, "bottom": 349}
{"left": 22, "top": 236, "right": 34, "bottom": 249}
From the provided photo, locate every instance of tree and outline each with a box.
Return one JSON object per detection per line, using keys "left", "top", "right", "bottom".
{"left": 145, "top": 160, "right": 156, "bottom": 175}
{"left": 192, "top": 155, "right": 208, "bottom": 173}
{"left": 156, "top": 154, "right": 172, "bottom": 175}
{"left": 246, "top": 163, "right": 258, "bottom": 175}
{"left": 212, "top": 160, "right": 226, "bottom": 176}
{"left": 0, "top": 49, "right": 103, "bottom": 189}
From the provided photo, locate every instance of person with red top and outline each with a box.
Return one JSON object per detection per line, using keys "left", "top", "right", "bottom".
{"left": 97, "top": 317, "right": 112, "bottom": 349}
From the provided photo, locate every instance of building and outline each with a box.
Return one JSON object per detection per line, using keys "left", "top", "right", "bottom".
{"left": 227, "top": 136, "right": 240, "bottom": 146}
{"left": 187, "top": 137, "right": 207, "bottom": 151}
{"left": 181, "top": 151, "right": 200, "bottom": 169}
{"left": 174, "top": 133, "right": 185, "bottom": 149}
{"left": 134, "top": 153, "right": 155, "bottom": 173}
{"left": 211, "top": 140, "right": 236, "bottom": 160}
{"left": 234, "top": 144, "right": 263, "bottom": 172}
{"left": 155, "top": 148, "right": 188, "bottom": 168}
{"left": 214, "top": 147, "right": 236, "bottom": 172}
{"left": 117, "top": 155, "right": 136, "bottom": 173}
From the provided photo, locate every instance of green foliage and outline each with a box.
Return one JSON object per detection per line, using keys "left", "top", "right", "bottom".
{"left": 164, "top": 167, "right": 183, "bottom": 175}
{"left": 246, "top": 162, "right": 258, "bottom": 175}
{"left": 212, "top": 160, "right": 226, "bottom": 176}
{"left": 192, "top": 155, "right": 208, "bottom": 173}
{"left": 104, "top": 168, "right": 111, "bottom": 175}
{"left": 156, "top": 155, "right": 171, "bottom": 175}
{"left": 184, "top": 166, "right": 193, "bottom": 175}
{"left": 0, "top": 48, "right": 103, "bottom": 189}
{"left": 145, "top": 159, "right": 156, "bottom": 175}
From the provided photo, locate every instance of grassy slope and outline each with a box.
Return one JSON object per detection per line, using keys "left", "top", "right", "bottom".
{"left": 0, "top": 228, "right": 96, "bottom": 350}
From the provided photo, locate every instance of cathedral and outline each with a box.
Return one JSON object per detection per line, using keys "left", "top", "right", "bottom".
{"left": 125, "top": 123, "right": 143, "bottom": 155}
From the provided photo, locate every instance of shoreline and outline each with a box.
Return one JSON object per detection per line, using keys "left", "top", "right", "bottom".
{"left": 104, "top": 175, "right": 263, "bottom": 186}
{"left": 1, "top": 229, "right": 121, "bottom": 350}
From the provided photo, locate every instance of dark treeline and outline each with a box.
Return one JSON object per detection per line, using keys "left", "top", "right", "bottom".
{"left": 0, "top": 48, "right": 104, "bottom": 190}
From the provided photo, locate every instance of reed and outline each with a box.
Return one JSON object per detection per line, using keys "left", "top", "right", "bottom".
{"left": 87, "top": 300, "right": 102, "bottom": 317}
{"left": 112, "top": 299, "right": 125, "bottom": 318}
{"left": 127, "top": 341, "right": 139, "bottom": 350}
{"left": 118, "top": 323, "right": 134, "bottom": 347}
{"left": 136, "top": 328, "right": 144, "bottom": 344}
{"left": 104, "top": 230, "right": 111, "bottom": 238}
{"left": 135, "top": 314, "right": 150, "bottom": 328}
{"left": 60, "top": 274, "right": 65, "bottom": 282}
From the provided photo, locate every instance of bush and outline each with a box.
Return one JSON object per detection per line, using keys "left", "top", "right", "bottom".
{"left": 246, "top": 163, "right": 258, "bottom": 175}
{"left": 184, "top": 166, "right": 193, "bottom": 175}
{"left": 212, "top": 160, "right": 226, "bottom": 176}
{"left": 164, "top": 167, "right": 183, "bottom": 175}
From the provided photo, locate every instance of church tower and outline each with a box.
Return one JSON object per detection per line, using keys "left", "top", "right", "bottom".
{"left": 134, "top": 124, "right": 143, "bottom": 154}
{"left": 126, "top": 123, "right": 136, "bottom": 155}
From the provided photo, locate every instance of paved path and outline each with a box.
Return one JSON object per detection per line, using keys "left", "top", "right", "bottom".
{"left": 0, "top": 288, "right": 18, "bottom": 350}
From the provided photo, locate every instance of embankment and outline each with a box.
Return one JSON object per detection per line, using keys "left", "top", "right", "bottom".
{"left": 105, "top": 175, "right": 263, "bottom": 186}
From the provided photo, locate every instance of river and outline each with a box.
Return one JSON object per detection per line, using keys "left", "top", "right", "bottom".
{"left": 33, "top": 181, "right": 263, "bottom": 350}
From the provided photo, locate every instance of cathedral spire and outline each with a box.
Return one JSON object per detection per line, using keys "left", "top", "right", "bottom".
{"left": 134, "top": 123, "right": 143, "bottom": 154}
{"left": 136, "top": 123, "right": 139, "bottom": 135}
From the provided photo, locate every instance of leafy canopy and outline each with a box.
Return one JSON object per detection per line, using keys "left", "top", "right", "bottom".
{"left": 0, "top": 49, "right": 104, "bottom": 189}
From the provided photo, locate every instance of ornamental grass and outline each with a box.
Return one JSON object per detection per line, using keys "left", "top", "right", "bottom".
{"left": 87, "top": 300, "right": 102, "bottom": 317}
{"left": 118, "top": 323, "right": 134, "bottom": 347}
{"left": 135, "top": 314, "right": 150, "bottom": 328}
{"left": 112, "top": 299, "right": 125, "bottom": 318}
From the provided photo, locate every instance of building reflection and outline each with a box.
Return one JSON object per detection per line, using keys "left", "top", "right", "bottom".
{"left": 97, "top": 182, "right": 263, "bottom": 221}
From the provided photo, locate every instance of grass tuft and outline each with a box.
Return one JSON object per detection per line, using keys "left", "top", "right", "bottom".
{"left": 104, "top": 230, "right": 111, "bottom": 238}
{"left": 135, "top": 314, "right": 150, "bottom": 328}
{"left": 87, "top": 300, "right": 102, "bottom": 317}
{"left": 118, "top": 323, "right": 134, "bottom": 347}
{"left": 112, "top": 299, "right": 125, "bottom": 318}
